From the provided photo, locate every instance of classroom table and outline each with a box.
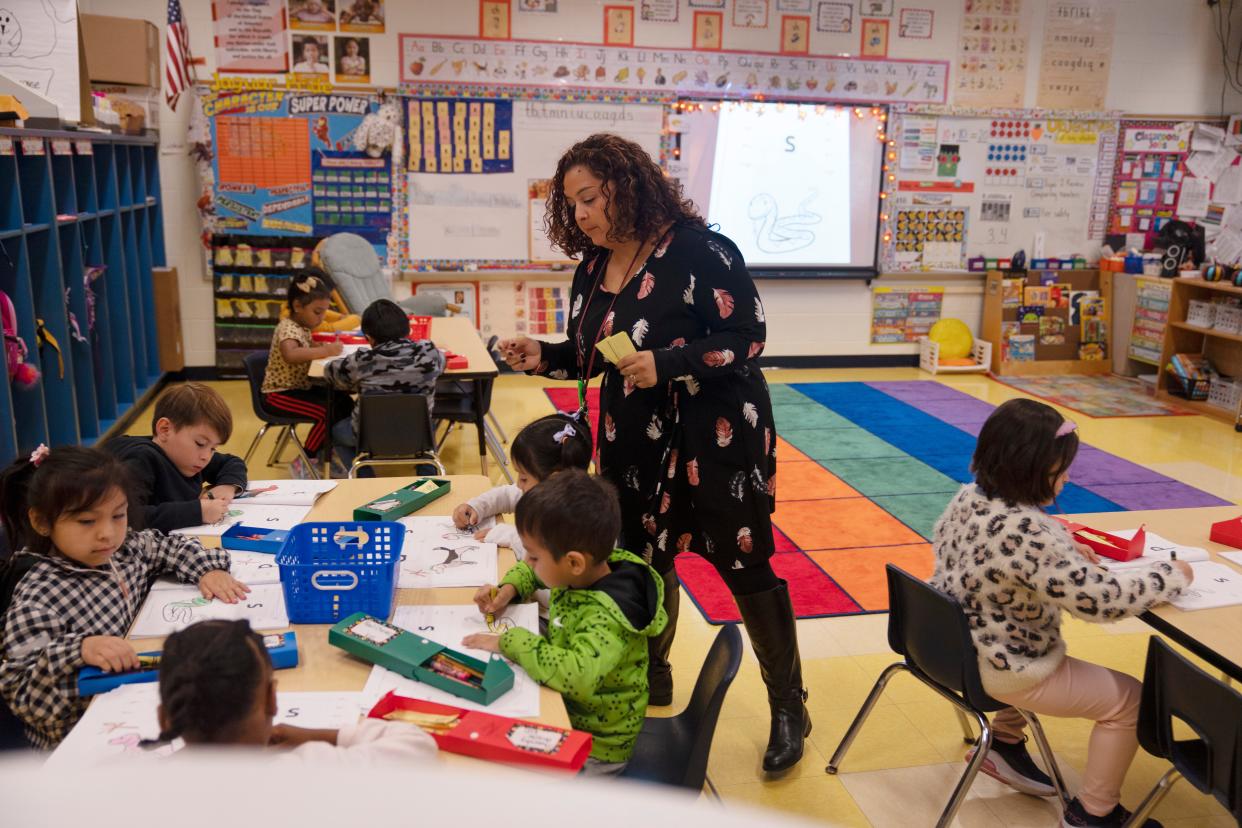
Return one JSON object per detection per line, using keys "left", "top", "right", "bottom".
{"left": 1065, "top": 505, "right": 1242, "bottom": 681}
{"left": 129, "top": 476, "right": 569, "bottom": 757}
{"left": 308, "top": 316, "right": 505, "bottom": 475}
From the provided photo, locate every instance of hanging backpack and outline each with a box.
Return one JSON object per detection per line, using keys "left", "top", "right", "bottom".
{"left": 1, "top": 290, "right": 38, "bottom": 389}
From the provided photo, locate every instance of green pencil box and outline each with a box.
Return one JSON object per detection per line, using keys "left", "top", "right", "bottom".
{"left": 329, "top": 612, "right": 514, "bottom": 706}
{"left": 352, "top": 478, "right": 452, "bottom": 521}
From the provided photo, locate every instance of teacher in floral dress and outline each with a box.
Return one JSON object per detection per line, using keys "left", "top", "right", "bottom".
{"left": 500, "top": 134, "right": 808, "bottom": 774}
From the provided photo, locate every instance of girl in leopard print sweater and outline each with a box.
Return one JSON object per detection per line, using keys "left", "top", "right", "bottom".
{"left": 931, "top": 399, "right": 1192, "bottom": 828}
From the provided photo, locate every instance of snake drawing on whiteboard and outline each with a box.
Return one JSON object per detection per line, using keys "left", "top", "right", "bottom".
{"left": 747, "top": 191, "right": 821, "bottom": 254}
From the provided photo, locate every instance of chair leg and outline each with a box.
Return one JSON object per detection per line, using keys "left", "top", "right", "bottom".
{"left": 267, "top": 427, "right": 292, "bottom": 466}
{"left": 938, "top": 711, "right": 992, "bottom": 828}
{"left": 954, "top": 707, "right": 976, "bottom": 745}
{"left": 1017, "top": 709, "right": 1070, "bottom": 809}
{"left": 242, "top": 423, "right": 270, "bottom": 466}
{"left": 1124, "top": 768, "right": 1181, "bottom": 827}
{"left": 436, "top": 422, "right": 456, "bottom": 452}
{"left": 704, "top": 774, "right": 723, "bottom": 805}
{"left": 827, "top": 662, "right": 908, "bottom": 774}
{"left": 288, "top": 431, "right": 320, "bottom": 480}
{"left": 483, "top": 425, "right": 513, "bottom": 484}
{"left": 487, "top": 411, "right": 509, "bottom": 444}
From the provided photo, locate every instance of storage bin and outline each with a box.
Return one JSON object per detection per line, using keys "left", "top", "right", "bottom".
{"left": 277, "top": 522, "right": 402, "bottom": 623}
{"left": 1186, "top": 300, "right": 1216, "bottom": 329}
{"left": 1208, "top": 376, "right": 1242, "bottom": 412}
{"left": 1216, "top": 304, "right": 1242, "bottom": 335}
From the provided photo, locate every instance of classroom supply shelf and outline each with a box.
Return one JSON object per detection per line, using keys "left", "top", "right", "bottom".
{"left": 982, "top": 269, "right": 1114, "bottom": 377}
{"left": 212, "top": 234, "right": 321, "bottom": 379}
{"left": 1156, "top": 278, "right": 1242, "bottom": 424}
{"left": 0, "top": 129, "right": 164, "bottom": 467}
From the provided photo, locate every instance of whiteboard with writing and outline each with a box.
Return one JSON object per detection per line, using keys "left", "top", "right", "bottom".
{"left": 406, "top": 101, "right": 664, "bottom": 263}
{"left": 886, "top": 111, "right": 1119, "bottom": 270}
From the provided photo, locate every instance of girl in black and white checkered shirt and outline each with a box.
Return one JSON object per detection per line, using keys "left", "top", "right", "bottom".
{"left": 0, "top": 446, "right": 247, "bottom": 748}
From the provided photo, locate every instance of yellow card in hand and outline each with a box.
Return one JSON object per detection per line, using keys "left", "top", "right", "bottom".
{"left": 595, "top": 332, "right": 636, "bottom": 364}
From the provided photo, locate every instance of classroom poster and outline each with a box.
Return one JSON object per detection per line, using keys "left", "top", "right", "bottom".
{"left": 641, "top": 0, "right": 680, "bottom": 22}
{"left": 1128, "top": 278, "right": 1170, "bottom": 365}
{"left": 289, "top": 0, "right": 337, "bottom": 31}
{"left": 339, "top": 0, "right": 385, "bottom": 32}
{"left": 414, "top": 282, "right": 481, "bottom": 327}
{"left": 397, "top": 33, "right": 949, "bottom": 105}
{"left": 0, "top": 0, "right": 82, "bottom": 123}
{"left": 206, "top": 89, "right": 392, "bottom": 243}
{"left": 816, "top": 2, "right": 851, "bottom": 32}
{"left": 405, "top": 98, "right": 514, "bottom": 174}
{"left": 1036, "top": 0, "right": 1117, "bottom": 111}
{"left": 213, "top": 0, "right": 289, "bottom": 73}
{"left": 953, "top": 0, "right": 1028, "bottom": 108}
{"left": 871, "top": 287, "right": 944, "bottom": 343}
{"left": 334, "top": 36, "right": 371, "bottom": 83}
{"left": 517, "top": 281, "right": 569, "bottom": 336}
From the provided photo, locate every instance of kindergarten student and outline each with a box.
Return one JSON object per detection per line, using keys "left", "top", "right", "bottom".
{"left": 155, "top": 619, "right": 435, "bottom": 764}
{"left": 321, "top": 298, "right": 444, "bottom": 472}
{"left": 262, "top": 269, "right": 344, "bottom": 467}
{"left": 931, "top": 399, "right": 1191, "bottom": 828}
{"left": 0, "top": 446, "right": 246, "bottom": 748}
{"left": 106, "top": 383, "right": 248, "bottom": 532}
{"left": 464, "top": 469, "right": 666, "bottom": 776}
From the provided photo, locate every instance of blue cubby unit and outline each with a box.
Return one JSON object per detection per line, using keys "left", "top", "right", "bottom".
{"left": 0, "top": 129, "right": 166, "bottom": 466}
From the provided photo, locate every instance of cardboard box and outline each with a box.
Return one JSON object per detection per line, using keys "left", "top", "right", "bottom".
{"left": 330, "top": 613, "right": 514, "bottom": 706}
{"left": 81, "top": 15, "right": 160, "bottom": 88}
{"left": 1056, "top": 519, "right": 1146, "bottom": 562}
{"left": 91, "top": 84, "right": 160, "bottom": 132}
{"left": 1210, "top": 516, "right": 1242, "bottom": 549}
{"left": 367, "top": 691, "right": 592, "bottom": 773}
{"left": 151, "top": 268, "right": 184, "bottom": 371}
{"left": 354, "top": 478, "right": 452, "bottom": 521}
{"left": 78, "top": 632, "right": 299, "bottom": 696}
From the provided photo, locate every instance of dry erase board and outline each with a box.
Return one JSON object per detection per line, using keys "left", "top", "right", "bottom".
{"left": 400, "top": 99, "right": 664, "bottom": 267}
{"left": 884, "top": 110, "right": 1119, "bottom": 271}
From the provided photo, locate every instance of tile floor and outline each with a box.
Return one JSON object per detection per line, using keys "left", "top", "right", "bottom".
{"left": 132, "top": 367, "right": 1242, "bottom": 825}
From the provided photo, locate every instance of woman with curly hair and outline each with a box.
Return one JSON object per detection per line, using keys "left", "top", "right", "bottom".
{"left": 499, "top": 133, "right": 807, "bottom": 775}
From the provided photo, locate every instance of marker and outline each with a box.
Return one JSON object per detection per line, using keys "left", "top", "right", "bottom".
{"left": 1169, "top": 549, "right": 1177, "bottom": 561}
{"left": 137, "top": 655, "right": 161, "bottom": 669}
{"left": 485, "top": 587, "right": 497, "bottom": 628}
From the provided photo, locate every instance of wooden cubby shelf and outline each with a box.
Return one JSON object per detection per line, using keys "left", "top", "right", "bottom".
{"left": 0, "top": 128, "right": 165, "bottom": 466}
{"left": 1156, "top": 278, "right": 1242, "bottom": 424}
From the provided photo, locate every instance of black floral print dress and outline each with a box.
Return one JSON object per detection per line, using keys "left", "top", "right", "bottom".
{"left": 535, "top": 223, "right": 777, "bottom": 576}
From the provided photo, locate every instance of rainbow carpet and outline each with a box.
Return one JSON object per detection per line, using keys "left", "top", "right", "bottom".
{"left": 545, "top": 381, "right": 1232, "bottom": 623}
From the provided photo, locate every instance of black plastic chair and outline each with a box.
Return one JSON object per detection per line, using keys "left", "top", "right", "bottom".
{"left": 433, "top": 375, "right": 512, "bottom": 482}
{"left": 349, "top": 392, "right": 445, "bottom": 478}
{"left": 1127, "top": 637, "right": 1242, "bottom": 824}
{"left": 826, "top": 565, "right": 1069, "bottom": 827}
{"left": 621, "top": 624, "right": 743, "bottom": 796}
{"left": 241, "top": 352, "right": 320, "bottom": 479}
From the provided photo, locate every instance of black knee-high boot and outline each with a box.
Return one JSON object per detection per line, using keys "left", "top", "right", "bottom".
{"left": 735, "top": 580, "right": 810, "bottom": 773}
{"left": 647, "top": 569, "right": 681, "bottom": 706}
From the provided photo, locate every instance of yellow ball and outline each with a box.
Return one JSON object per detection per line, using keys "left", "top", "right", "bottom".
{"left": 929, "top": 318, "right": 973, "bottom": 360}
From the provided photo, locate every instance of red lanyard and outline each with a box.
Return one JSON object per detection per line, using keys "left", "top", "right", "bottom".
{"left": 576, "top": 244, "right": 646, "bottom": 389}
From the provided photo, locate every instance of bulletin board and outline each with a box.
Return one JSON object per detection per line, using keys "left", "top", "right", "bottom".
{"left": 205, "top": 88, "right": 393, "bottom": 245}
{"left": 884, "top": 107, "right": 1119, "bottom": 272}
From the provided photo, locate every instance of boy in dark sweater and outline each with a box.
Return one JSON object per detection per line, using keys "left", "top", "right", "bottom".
{"left": 107, "top": 383, "right": 248, "bottom": 531}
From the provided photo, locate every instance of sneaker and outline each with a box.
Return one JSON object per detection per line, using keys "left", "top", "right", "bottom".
{"left": 289, "top": 456, "right": 312, "bottom": 480}
{"left": 966, "top": 736, "right": 1056, "bottom": 797}
{"left": 328, "top": 455, "right": 350, "bottom": 479}
{"left": 1061, "top": 797, "right": 1162, "bottom": 827}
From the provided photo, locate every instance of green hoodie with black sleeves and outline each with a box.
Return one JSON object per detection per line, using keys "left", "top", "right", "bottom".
{"left": 498, "top": 548, "right": 667, "bottom": 763}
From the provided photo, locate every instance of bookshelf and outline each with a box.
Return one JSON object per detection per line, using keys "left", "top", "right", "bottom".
{"left": 0, "top": 129, "right": 165, "bottom": 467}
{"left": 1156, "top": 278, "right": 1242, "bottom": 423}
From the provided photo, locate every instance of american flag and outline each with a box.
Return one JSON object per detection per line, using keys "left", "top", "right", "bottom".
{"left": 165, "top": 0, "right": 194, "bottom": 110}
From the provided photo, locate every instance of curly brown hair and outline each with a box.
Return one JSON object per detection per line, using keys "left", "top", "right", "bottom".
{"left": 544, "top": 133, "right": 705, "bottom": 259}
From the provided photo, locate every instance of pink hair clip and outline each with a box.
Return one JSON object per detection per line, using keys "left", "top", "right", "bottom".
{"left": 1055, "top": 420, "right": 1078, "bottom": 438}
{"left": 29, "top": 443, "right": 49, "bottom": 467}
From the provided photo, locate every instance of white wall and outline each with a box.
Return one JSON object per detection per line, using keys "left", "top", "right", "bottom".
{"left": 81, "top": 0, "right": 1242, "bottom": 363}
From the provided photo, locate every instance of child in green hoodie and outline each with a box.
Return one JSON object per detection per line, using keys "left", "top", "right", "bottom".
{"left": 462, "top": 469, "right": 667, "bottom": 777}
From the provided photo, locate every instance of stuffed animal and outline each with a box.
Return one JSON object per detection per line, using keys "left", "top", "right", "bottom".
{"left": 2, "top": 291, "right": 38, "bottom": 388}
{"left": 352, "top": 101, "right": 401, "bottom": 158}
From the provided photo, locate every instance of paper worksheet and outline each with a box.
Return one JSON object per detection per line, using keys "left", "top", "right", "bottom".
{"left": 172, "top": 503, "right": 311, "bottom": 537}
{"left": 129, "top": 582, "right": 290, "bottom": 638}
{"left": 148, "top": 550, "right": 283, "bottom": 591}
{"left": 397, "top": 515, "right": 498, "bottom": 589}
{"left": 1169, "top": 561, "right": 1242, "bottom": 611}
{"left": 233, "top": 479, "right": 338, "bottom": 506}
{"left": 1104, "top": 529, "right": 1211, "bottom": 570}
{"left": 358, "top": 603, "right": 541, "bottom": 718}
{"left": 47, "top": 683, "right": 361, "bottom": 768}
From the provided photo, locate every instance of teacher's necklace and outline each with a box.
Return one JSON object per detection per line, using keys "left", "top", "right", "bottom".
{"left": 576, "top": 239, "right": 651, "bottom": 413}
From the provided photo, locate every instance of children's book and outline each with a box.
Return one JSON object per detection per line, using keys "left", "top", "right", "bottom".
{"left": 172, "top": 503, "right": 312, "bottom": 537}
{"left": 1023, "top": 286, "right": 1053, "bottom": 307}
{"left": 359, "top": 604, "right": 541, "bottom": 718}
{"left": 1069, "top": 290, "right": 1100, "bottom": 325}
{"left": 1017, "top": 305, "right": 1045, "bottom": 324}
{"left": 1080, "top": 297, "right": 1108, "bottom": 342}
{"left": 129, "top": 582, "right": 289, "bottom": 638}
{"left": 1008, "top": 334, "right": 1035, "bottom": 361}
{"left": 1051, "top": 283, "right": 1072, "bottom": 309}
{"left": 1002, "top": 279, "right": 1024, "bottom": 307}
{"left": 232, "top": 479, "right": 338, "bottom": 506}
{"left": 1039, "top": 315, "right": 1066, "bottom": 345}
{"left": 46, "top": 683, "right": 361, "bottom": 768}
{"left": 1078, "top": 342, "right": 1106, "bottom": 360}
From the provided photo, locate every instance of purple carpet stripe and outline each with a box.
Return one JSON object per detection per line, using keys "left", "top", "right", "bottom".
{"left": 1084, "top": 481, "right": 1233, "bottom": 510}
{"left": 863, "top": 380, "right": 977, "bottom": 401}
{"left": 1069, "top": 448, "right": 1171, "bottom": 486}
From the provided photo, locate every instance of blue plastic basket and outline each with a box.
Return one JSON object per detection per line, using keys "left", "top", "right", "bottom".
{"left": 276, "top": 522, "right": 403, "bottom": 624}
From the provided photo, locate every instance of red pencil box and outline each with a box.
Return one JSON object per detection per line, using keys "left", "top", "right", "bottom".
{"left": 1210, "top": 516, "right": 1242, "bottom": 549}
{"left": 367, "top": 691, "right": 591, "bottom": 773}
{"left": 311, "top": 331, "right": 368, "bottom": 344}
{"left": 1055, "top": 519, "right": 1146, "bottom": 562}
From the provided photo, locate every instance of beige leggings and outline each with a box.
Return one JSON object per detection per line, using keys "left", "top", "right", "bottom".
{"left": 990, "top": 656, "right": 1142, "bottom": 817}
